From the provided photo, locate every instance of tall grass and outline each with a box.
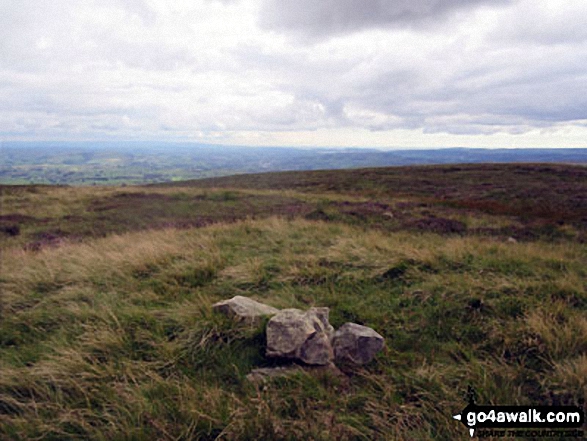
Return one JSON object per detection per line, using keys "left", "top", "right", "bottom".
{"left": 1, "top": 218, "right": 586, "bottom": 439}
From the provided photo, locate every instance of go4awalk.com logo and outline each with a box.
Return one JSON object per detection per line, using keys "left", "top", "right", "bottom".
{"left": 453, "top": 388, "right": 584, "bottom": 438}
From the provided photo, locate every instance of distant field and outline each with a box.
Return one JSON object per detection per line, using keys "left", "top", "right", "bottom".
{"left": 2, "top": 143, "right": 586, "bottom": 185}
{"left": 1, "top": 163, "right": 586, "bottom": 439}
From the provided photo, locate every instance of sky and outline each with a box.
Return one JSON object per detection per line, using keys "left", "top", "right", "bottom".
{"left": 1, "top": 0, "right": 586, "bottom": 148}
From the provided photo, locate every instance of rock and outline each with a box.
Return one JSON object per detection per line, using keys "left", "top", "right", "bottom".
{"left": 212, "top": 296, "right": 279, "bottom": 323}
{"left": 332, "top": 323, "right": 384, "bottom": 365}
{"left": 266, "top": 308, "right": 334, "bottom": 365}
{"left": 310, "top": 307, "right": 334, "bottom": 335}
{"left": 246, "top": 366, "right": 303, "bottom": 383}
{"left": 246, "top": 363, "right": 346, "bottom": 385}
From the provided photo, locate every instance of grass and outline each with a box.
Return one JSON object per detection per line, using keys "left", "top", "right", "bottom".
{"left": 167, "top": 163, "right": 587, "bottom": 232}
{"left": 1, "top": 163, "right": 586, "bottom": 439}
{"left": 2, "top": 219, "right": 586, "bottom": 439}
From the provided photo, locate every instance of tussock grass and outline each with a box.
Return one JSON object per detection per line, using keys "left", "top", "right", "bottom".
{"left": 1, "top": 217, "right": 586, "bottom": 439}
{"left": 525, "top": 305, "right": 587, "bottom": 361}
{"left": 547, "top": 355, "right": 587, "bottom": 400}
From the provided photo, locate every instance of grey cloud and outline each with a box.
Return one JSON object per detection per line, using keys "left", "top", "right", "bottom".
{"left": 259, "top": 0, "right": 512, "bottom": 38}
{"left": 445, "top": 52, "right": 587, "bottom": 124}
{"left": 2, "top": 0, "right": 586, "bottom": 142}
{"left": 309, "top": 46, "right": 587, "bottom": 135}
{"left": 496, "top": 2, "right": 587, "bottom": 45}
{"left": 226, "top": 29, "right": 587, "bottom": 135}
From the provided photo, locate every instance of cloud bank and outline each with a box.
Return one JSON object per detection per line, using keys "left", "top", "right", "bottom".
{"left": 1, "top": 0, "right": 586, "bottom": 147}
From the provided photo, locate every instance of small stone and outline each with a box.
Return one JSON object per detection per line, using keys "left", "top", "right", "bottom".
{"left": 332, "top": 323, "right": 385, "bottom": 365}
{"left": 246, "top": 366, "right": 302, "bottom": 383}
{"left": 246, "top": 363, "right": 346, "bottom": 384}
{"left": 212, "top": 296, "right": 279, "bottom": 323}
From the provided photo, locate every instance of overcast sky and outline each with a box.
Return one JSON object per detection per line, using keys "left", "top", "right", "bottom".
{"left": 1, "top": 0, "right": 586, "bottom": 148}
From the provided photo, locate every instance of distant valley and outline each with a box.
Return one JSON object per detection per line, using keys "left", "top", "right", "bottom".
{"left": 1, "top": 141, "right": 586, "bottom": 185}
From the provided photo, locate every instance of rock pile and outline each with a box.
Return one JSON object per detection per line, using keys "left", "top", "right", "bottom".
{"left": 212, "top": 296, "right": 385, "bottom": 368}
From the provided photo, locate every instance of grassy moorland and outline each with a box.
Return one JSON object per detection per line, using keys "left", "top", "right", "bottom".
{"left": 1, "top": 163, "right": 586, "bottom": 440}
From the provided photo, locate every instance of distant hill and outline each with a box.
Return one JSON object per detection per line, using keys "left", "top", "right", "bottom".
{"left": 1, "top": 141, "right": 586, "bottom": 185}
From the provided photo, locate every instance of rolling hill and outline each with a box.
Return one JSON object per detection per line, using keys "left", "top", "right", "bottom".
{"left": 1, "top": 163, "right": 586, "bottom": 439}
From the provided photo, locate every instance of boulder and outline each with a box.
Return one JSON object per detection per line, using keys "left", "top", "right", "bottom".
{"left": 266, "top": 308, "right": 334, "bottom": 365}
{"left": 332, "top": 323, "right": 384, "bottom": 365}
{"left": 212, "top": 296, "right": 279, "bottom": 323}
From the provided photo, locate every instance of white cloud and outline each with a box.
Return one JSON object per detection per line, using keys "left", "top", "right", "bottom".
{"left": 0, "top": 0, "right": 586, "bottom": 146}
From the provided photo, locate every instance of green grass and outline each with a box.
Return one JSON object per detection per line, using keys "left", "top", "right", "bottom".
{"left": 1, "top": 164, "right": 586, "bottom": 439}
{"left": 1, "top": 218, "right": 586, "bottom": 439}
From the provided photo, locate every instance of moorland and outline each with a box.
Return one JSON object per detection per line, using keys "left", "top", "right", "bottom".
{"left": 1, "top": 163, "right": 586, "bottom": 439}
